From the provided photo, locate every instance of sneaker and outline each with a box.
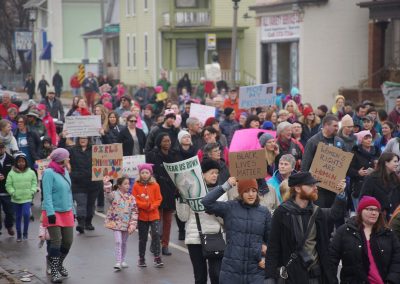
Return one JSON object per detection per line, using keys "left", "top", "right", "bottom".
{"left": 16, "top": 238, "right": 22, "bottom": 242}
{"left": 121, "top": 262, "right": 128, "bottom": 268}
{"left": 137, "top": 258, "right": 146, "bottom": 267}
{"left": 154, "top": 257, "right": 164, "bottom": 268}
{"left": 7, "top": 227, "right": 15, "bottom": 236}
{"left": 113, "top": 262, "right": 121, "bottom": 270}
{"left": 23, "top": 234, "right": 28, "bottom": 240}
{"left": 162, "top": 247, "right": 172, "bottom": 256}
{"left": 97, "top": 206, "right": 104, "bottom": 213}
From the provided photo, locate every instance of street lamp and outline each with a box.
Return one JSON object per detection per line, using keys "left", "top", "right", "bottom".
{"left": 28, "top": 7, "right": 37, "bottom": 80}
{"left": 230, "top": 0, "right": 240, "bottom": 88}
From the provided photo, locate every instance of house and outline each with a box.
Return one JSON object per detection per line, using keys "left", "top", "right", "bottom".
{"left": 250, "top": 0, "right": 370, "bottom": 107}
{"left": 119, "top": 0, "right": 258, "bottom": 89}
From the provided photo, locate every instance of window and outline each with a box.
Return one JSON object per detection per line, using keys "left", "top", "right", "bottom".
{"left": 144, "top": 0, "right": 148, "bottom": 11}
{"left": 126, "top": 0, "right": 131, "bottom": 16}
{"left": 126, "top": 34, "right": 131, "bottom": 68}
{"left": 176, "top": 39, "right": 198, "bottom": 68}
{"left": 144, "top": 33, "right": 148, "bottom": 69}
{"left": 132, "top": 34, "right": 136, "bottom": 68}
{"left": 131, "top": 0, "right": 136, "bottom": 16}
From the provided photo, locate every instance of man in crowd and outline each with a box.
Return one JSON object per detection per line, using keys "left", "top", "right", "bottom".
{"left": 0, "top": 142, "right": 15, "bottom": 236}
{"left": 40, "top": 87, "right": 65, "bottom": 122}
{"left": 337, "top": 114, "right": 357, "bottom": 152}
{"left": 134, "top": 82, "right": 149, "bottom": 110}
{"left": 52, "top": 70, "right": 63, "bottom": 98}
{"left": 156, "top": 70, "right": 171, "bottom": 94}
{"left": 223, "top": 87, "right": 240, "bottom": 116}
{"left": 352, "top": 104, "right": 368, "bottom": 130}
{"left": 24, "top": 74, "right": 36, "bottom": 100}
{"left": 0, "top": 92, "right": 19, "bottom": 119}
{"left": 37, "top": 75, "right": 50, "bottom": 99}
{"left": 388, "top": 95, "right": 400, "bottom": 126}
{"left": 219, "top": 107, "right": 239, "bottom": 146}
{"left": 185, "top": 117, "right": 202, "bottom": 152}
{"left": 115, "top": 95, "right": 132, "bottom": 117}
{"left": 82, "top": 72, "right": 98, "bottom": 110}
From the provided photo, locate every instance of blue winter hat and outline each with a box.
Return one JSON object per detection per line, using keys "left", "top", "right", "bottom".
{"left": 262, "top": 121, "right": 274, "bottom": 130}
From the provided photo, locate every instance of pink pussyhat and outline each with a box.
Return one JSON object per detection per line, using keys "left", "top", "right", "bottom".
{"left": 137, "top": 163, "right": 154, "bottom": 175}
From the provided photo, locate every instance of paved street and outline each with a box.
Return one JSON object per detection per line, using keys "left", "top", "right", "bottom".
{"left": 0, "top": 196, "right": 193, "bottom": 284}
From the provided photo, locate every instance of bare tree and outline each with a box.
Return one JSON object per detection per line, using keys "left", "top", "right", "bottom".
{"left": 0, "top": 0, "right": 30, "bottom": 73}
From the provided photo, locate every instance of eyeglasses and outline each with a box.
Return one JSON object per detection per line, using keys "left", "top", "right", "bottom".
{"left": 364, "top": 207, "right": 380, "bottom": 213}
{"left": 128, "top": 120, "right": 137, "bottom": 123}
{"left": 211, "top": 149, "right": 221, "bottom": 153}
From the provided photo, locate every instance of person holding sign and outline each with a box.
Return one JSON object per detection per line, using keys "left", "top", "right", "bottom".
{"left": 202, "top": 177, "right": 271, "bottom": 284}
{"left": 265, "top": 172, "right": 346, "bottom": 284}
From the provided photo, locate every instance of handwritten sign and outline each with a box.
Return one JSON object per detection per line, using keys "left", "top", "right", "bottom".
{"left": 239, "top": 83, "right": 277, "bottom": 109}
{"left": 92, "top": 144, "right": 123, "bottom": 181}
{"left": 164, "top": 156, "right": 208, "bottom": 212}
{"left": 64, "top": 115, "right": 101, "bottom": 138}
{"left": 189, "top": 103, "right": 216, "bottom": 125}
{"left": 229, "top": 149, "right": 266, "bottom": 180}
{"left": 122, "top": 155, "right": 146, "bottom": 178}
{"left": 309, "top": 143, "right": 354, "bottom": 193}
{"left": 205, "top": 63, "right": 222, "bottom": 81}
{"left": 36, "top": 159, "right": 51, "bottom": 180}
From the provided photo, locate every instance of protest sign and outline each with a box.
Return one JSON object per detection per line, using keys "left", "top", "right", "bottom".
{"left": 92, "top": 144, "right": 123, "bottom": 181}
{"left": 309, "top": 143, "right": 354, "bottom": 193}
{"left": 229, "top": 149, "right": 266, "bottom": 180}
{"left": 189, "top": 103, "right": 216, "bottom": 125}
{"left": 205, "top": 63, "right": 222, "bottom": 81}
{"left": 36, "top": 159, "right": 51, "bottom": 180}
{"left": 122, "top": 155, "right": 146, "bottom": 178}
{"left": 239, "top": 83, "right": 277, "bottom": 109}
{"left": 164, "top": 156, "right": 208, "bottom": 212}
{"left": 64, "top": 115, "right": 101, "bottom": 138}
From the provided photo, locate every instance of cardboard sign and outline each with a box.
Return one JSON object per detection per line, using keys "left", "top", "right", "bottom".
{"left": 309, "top": 143, "right": 354, "bottom": 193}
{"left": 122, "top": 155, "right": 146, "bottom": 178}
{"left": 36, "top": 159, "right": 51, "bottom": 180}
{"left": 64, "top": 115, "right": 102, "bottom": 138}
{"left": 239, "top": 83, "right": 277, "bottom": 109}
{"left": 205, "top": 63, "right": 221, "bottom": 81}
{"left": 164, "top": 156, "right": 208, "bottom": 212}
{"left": 189, "top": 103, "right": 216, "bottom": 125}
{"left": 229, "top": 149, "right": 267, "bottom": 180}
{"left": 92, "top": 144, "right": 123, "bottom": 181}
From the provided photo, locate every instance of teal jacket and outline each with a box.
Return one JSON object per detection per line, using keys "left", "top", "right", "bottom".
{"left": 42, "top": 168, "right": 75, "bottom": 216}
{"left": 6, "top": 167, "right": 37, "bottom": 204}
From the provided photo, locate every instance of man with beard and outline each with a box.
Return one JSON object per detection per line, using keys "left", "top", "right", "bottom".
{"left": 265, "top": 172, "right": 346, "bottom": 284}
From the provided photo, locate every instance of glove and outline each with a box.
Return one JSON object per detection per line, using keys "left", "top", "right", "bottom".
{"left": 48, "top": 215, "right": 56, "bottom": 224}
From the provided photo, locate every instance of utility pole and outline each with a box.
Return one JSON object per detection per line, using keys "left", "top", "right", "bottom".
{"left": 230, "top": 0, "right": 240, "bottom": 88}
{"left": 100, "top": 0, "right": 107, "bottom": 76}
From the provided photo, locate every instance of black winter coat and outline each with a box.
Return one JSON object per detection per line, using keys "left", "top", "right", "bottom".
{"left": 360, "top": 174, "right": 400, "bottom": 218}
{"left": 102, "top": 124, "right": 124, "bottom": 144}
{"left": 117, "top": 127, "right": 146, "bottom": 156}
{"left": 146, "top": 148, "right": 179, "bottom": 209}
{"left": 14, "top": 129, "right": 41, "bottom": 162}
{"left": 265, "top": 198, "right": 346, "bottom": 284}
{"left": 0, "top": 153, "right": 13, "bottom": 194}
{"left": 347, "top": 145, "right": 381, "bottom": 198}
{"left": 202, "top": 186, "right": 271, "bottom": 284}
{"left": 329, "top": 217, "right": 400, "bottom": 284}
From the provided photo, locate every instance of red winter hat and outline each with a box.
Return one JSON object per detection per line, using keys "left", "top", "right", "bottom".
{"left": 237, "top": 179, "right": 258, "bottom": 196}
{"left": 357, "top": 196, "right": 381, "bottom": 214}
{"left": 302, "top": 107, "right": 314, "bottom": 118}
{"left": 204, "top": 117, "right": 217, "bottom": 127}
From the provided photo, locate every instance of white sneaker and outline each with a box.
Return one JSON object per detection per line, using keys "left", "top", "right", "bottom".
{"left": 113, "top": 262, "right": 121, "bottom": 270}
{"left": 121, "top": 262, "right": 128, "bottom": 268}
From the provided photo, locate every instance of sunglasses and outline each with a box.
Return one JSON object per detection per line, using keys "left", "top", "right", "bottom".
{"left": 128, "top": 120, "right": 137, "bottom": 123}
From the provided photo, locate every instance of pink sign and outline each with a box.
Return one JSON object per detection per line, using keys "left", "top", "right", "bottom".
{"left": 229, "top": 129, "right": 276, "bottom": 152}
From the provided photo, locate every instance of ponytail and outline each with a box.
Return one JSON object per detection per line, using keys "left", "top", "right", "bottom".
{"left": 114, "top": 176, "right": 129, "bottom": 191}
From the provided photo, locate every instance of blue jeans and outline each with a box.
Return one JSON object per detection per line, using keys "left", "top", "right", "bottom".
{"left": 14, "top": 202, "right": 31, "bottom": 238}
{"left": 0, "top": 195, "right": 14, "bottom": 230}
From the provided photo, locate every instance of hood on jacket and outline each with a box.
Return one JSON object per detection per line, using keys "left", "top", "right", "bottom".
{"left": 13, "top": 152, "right": 29, "bottom": 172}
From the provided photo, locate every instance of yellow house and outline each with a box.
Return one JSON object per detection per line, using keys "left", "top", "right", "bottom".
{"left": 119, "top": 0, "right": 257, "bottom": 88}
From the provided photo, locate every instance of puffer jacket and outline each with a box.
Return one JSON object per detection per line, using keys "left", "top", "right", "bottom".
{"left": 177, "top": 190, "right": 227, "bottom": 245}
{"left": 203, "top": 185, "right": 271, "bottom": 284}
{"left": 132, "top": 178, "right": 162, "bottom": 222}
{"left": 329, "top": 217, "right": 400, "bottom": 284}
{"left": 6, "top": 166, "right": 37, "bottom": 204}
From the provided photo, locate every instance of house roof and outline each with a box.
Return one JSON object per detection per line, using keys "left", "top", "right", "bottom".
{"left": 249, "top": 0, "right": 327, "bottom": 11}
{"left": 358, "top": 0, "right": 400, "bottom": 20}
{"left": 23, "top": 0, "right": 46, "bottom": 9}
{"left": 82, "top": 24, "right": 119, "bottom": 39}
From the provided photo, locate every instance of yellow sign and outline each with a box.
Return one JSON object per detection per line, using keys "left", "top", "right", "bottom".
{"left": 207, "top": 34, "right": 216, "bottom": 50}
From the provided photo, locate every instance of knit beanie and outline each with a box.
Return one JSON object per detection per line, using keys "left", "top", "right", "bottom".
{"left": 177, "top": 130, "right": 191, "bottom": 144}
{"left": 237, "top": 179, "right": 258, "bottom": 196}
{"left": 49, "top": 148, "right": 70, "bottom": 163}
{"left": 164, "top": 109, "right": 176, "bottom": 120}
{"left": 341, "top": 114, "right": 354, "bottom": 127}
{"left": 277, "top": 121, "right": 292, "bottom": 136}
{"left": 355, "top": 130, "right": 372, "bottom": 144}
{"left": 204, "top": 117, "right": 218, "bottom": 127}
{"left": 137, "top": 163, "right": 154, "bottom": 175}
{"left": 201, "top": 159, "right": 220, "bottom": 173}
{"left": 262, "top": 121, "right": 274, "bottom": 130}
{"left": 259, "top": 133, "right": 274, "bottom": 147}
{"left": 302, "top": 107, "right": 314, "bottom": 118}
{"left": 357, "top": 196, "right": 381, "bottom": 214}
{"left": 224, "top": 107, "right": 234, "bottom": 117}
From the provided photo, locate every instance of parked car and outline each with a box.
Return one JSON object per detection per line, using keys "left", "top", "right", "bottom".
{"left": 0, "top": 87, "right": 23, "bottom": 107}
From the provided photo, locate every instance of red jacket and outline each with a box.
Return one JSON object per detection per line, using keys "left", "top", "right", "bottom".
{"left": 0, "top": 103, "right": 19, "bottom": 119}
{"left": 70, "top": 76, "right": 81, "bottom": 88}
{"left": 132, "top": 179, "right": 162, "bottom": 222}
{"left": 42, "top": 113, "right": 57, "bottom": 145}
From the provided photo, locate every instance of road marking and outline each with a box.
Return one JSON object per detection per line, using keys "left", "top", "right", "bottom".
{"left": 95, "top": 211, "right": 189, "bottom": 254}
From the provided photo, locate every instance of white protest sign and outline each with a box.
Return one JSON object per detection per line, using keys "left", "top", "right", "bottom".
{"left": 239, "top": 83, "right": 277, "bottom": 109}
{"left": 122, "top": 155, "right": 146, "bottom": 178}
{"left": 64, "top": 115, "right": 102, "bottom": 138}
{"left": 205, "top": 63, "right": 221, "bottom": 81}
{"left": 164, "top": 156, "right": 208, "bottom": 212}
{"left": 189, "top": 103, "right": 216, "bottom": 125}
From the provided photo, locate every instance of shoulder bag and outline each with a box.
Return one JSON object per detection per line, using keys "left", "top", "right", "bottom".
{"left": 194, "top": 212, "right": 225, "bottom": 259}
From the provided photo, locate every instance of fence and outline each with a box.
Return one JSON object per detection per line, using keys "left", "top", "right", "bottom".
{"left": 0, "top": 70, "right": 24, "bottom": 91}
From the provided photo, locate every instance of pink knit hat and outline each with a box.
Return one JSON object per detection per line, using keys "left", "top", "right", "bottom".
{"left": 357, "top": 196, "right": 381, "bottom": 214}
{"left": 355, "top": 130, "right": 372, "bottom": 144}
{"left": 137, "top": 163, "right": 154, "bottom": 175}
{"left": 49, "top": 148, "right": 70, "bottom": 163}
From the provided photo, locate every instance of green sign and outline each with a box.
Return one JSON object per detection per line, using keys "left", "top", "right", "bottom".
{"left": 104, "top": 25, "right": 120, "bottom": 33}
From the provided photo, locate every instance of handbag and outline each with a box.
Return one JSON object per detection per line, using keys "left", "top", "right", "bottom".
{"left": 194, "top": 212, "right": 225, "bottom": 259}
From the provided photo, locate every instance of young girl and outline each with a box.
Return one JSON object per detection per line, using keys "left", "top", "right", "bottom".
{"left": 104, "top": 176, "right": 138, "bottom": 271}
{"left": 132, "top": 163, "right": 163, "bottom": 268}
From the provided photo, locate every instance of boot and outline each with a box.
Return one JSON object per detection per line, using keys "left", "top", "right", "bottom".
{"left": 49, "top": 256, "right": 63, "bottom": 283}
{"left": 76, "top": 216, "right": 85, "bottom": 234}
{"left": 46, "top": 256, "right": 51, "bottom": 275}
{"left": 162, "top": 247, "right": 172, "bottom": 256}
{"left": 58, "top": 254, "right": 68, "bottom": 277}
{"left": 85, "top": 216, "right": 95, "bottom": 231}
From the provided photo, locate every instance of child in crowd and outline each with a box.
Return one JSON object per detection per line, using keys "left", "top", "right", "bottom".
{"left": 104, "top": 176, "right": 138, "bottom": 271}
{"left": 132, "top": 163, "right": 163, "bottom": 268}
{"left": 5, "top": 153, "right": 37, "bottom": 241}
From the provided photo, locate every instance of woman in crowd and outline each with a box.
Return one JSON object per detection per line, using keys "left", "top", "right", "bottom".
{"left": 130, "top": 103, "right": 149, "bottom": 135}
{"left": 203, "top": 117, "right": 228, "bottom": 148}
{"left": 72, "top": 97, "right": 91, "bottom": 116}
{"left": 360, "top": 152, "right": 400, "bottom": 220}
{"left": 348, "top": 131, "right": 381, "bottom": 208}
{"left": 330, "top": 95, "right": 345, "bottom": 119}
{"left": 298, "top": 106, "right": 320, "bottom": 144}
{"left": 202, "top": 177, "right": 271, "bottom": 284}
{"left": 202, "top": 143, "right": 230, "bottom": 187}
{"left": 101, "top": 111, "right": 124, "bottom": 144}
{"left": 267, "top": 154, "right": 296, "bottom": 204}
{"left": 146, "top": 133, "right": 179, "bottom": 256}
{"left": 7, "top": 107, "right": 18, "bottom": 133}
{"left": 177, "top": 130, "right": 196, "bottom": 160}
{"left": 291, "top": 121, "right": 304, "bottom": 147}
{"left": 41, "top": 148, "right": 74, "bottom": 283}
{"left": 375, "top": 121, "right": 394, "bottom": 153}
{"left": 265, "top": 109, "right": 278, "bottom": 130}
{"left": 284, "top": 100, "right": 301, "bottom": 123}
{"left": 198, "top": 127, "right": 229, "bottom": 163}
{"left": 117, "top": 114, "right": 146, "bottom": 156}
{"left": 94, "top": 104, "right": 109, "bottom": 129}
{"left": 0, "top": 119, "right": 18, "bottom": 155}
{"left": 66, "top": 96, "right": 81, "bottom": 117}
{"left": 244, "top": 115, "right": 261, "bottom": 129}
{"left": 259, "top": 133, "right": 279, "bottom": 179}
{"left": 329, "top": 196, "right": 400, "bottom": 284}
{"left": 390, "top": 205, "right": 400, "bottom": 241}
